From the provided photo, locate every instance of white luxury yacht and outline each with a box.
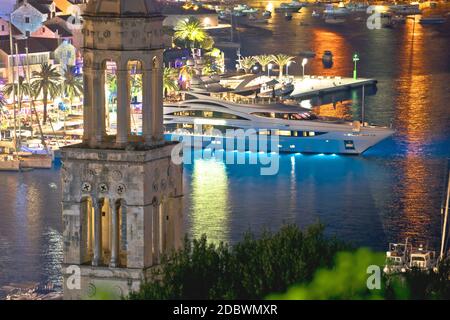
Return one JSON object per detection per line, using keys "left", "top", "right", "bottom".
{"left": 164, "top": 94, "right": 394, "bottom": 155}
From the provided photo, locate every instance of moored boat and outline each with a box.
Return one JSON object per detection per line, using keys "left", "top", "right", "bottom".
{"left": 262, "top": 10, "right": 272, "bottom": 18}
{"left": 389, "top": 4, "right": 421, "bottom": 15}
{"left": 324, "top": 16, "right": 346, "bottom": 24}
{"left": 419, "top": 16, "right": 446, "bottom": 25}
{"left": 0, "top": 154, "right": 20, "bottom": 171}
{"left": 384, "top": 240, "right": 437, "bottom": 274}
{"left": 163, "top": 93, "right": 394, "bottom": 155}
{"left": 322, "top": 50, "right": 333, "bottom": 63}
{"left": 275, "top": 1, "right": 303, "bottom": 13}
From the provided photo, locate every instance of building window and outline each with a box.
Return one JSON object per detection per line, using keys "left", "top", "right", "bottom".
{"left": 1, "top": 25, "right": 5, "bottom": 32}
{"left": 25, "top": 17, "right": 30, "bottom": 24}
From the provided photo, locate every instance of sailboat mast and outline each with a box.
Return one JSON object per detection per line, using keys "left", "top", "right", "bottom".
{"left": 8, "top": 14, "right": 17, "bottom": 153}
{"left": 15, "top": 42, "right": 22, "bottom": 149}
{"left": 361, "top": 85, "right": 365, "bottom": 127}
{"left": 439, "top": 161, "right": 450, "bottom": 261}
{"left": 25, "top": 46, "right": 49, "bottom": 154}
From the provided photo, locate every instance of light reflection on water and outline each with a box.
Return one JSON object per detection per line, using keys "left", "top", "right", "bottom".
{"left": 189, "top": 158, "right": 230, "bottom": 244}
{"left": 0, "top": 5, "right": 449, "bottom": 293}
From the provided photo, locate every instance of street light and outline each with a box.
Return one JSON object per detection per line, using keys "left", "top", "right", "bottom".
{"left": 268, "top": 63, "right": 273, "bottom": 77}
{"left": 286, "top": 60, "right": 296, "bottom": 77}
{"left": 353, "top": 53, "right": 360, "bottom": 80}
{"left": 301, "top": 58, "right": 308, "bottom": 78}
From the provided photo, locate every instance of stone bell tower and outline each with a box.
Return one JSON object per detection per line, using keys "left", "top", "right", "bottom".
{"left": 61, "top": 0, "right": 183, "bottom": 299}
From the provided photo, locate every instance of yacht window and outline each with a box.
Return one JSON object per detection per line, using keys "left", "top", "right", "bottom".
{"left": 277, "top": 130, "right": 291, "bottom": 136}
{"left": 251, "top": 112, "right": 316, "bottom": 120}
{"left": 344, "top": 140, "right": 355, "bottom": 150}
{"left": 168, "top": 111, "right": 248, "bottom": 120}
{"left": 300, "top": 131, "right": 327, "bottom": 137}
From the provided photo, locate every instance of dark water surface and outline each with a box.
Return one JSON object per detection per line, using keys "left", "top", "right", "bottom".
{"left": 1, "top": 6, "right": 449, "bottom": 293}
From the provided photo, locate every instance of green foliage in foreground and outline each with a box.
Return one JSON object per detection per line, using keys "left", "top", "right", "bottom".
{"left": 128, "top": 223, "right": 450, "bottom": 300}
{"left": 269, "top": 248, "right": 386, "bottom": 300}
{"left": 270, "top": 249, "right": 450, "bottom": 300}
{"left": 129, "top": 224, "right": 348, "bottom": 300}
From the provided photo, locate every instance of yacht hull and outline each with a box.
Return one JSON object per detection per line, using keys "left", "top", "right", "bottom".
{"left": 164, "top": 129, "right": 392, "bottom": 155}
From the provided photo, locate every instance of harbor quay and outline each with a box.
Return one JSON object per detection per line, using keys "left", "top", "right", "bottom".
{"left": 289, "top": 75, "right": 377, "bottom": 99}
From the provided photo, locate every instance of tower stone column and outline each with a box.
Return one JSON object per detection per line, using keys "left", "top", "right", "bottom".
{"left": 61, "top": 0, "right": 183, "bottom": 300}
{"left": 116, "top": 69, "right": 130, "bottom": 145}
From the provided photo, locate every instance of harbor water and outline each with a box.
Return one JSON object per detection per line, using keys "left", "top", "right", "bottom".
{"left": 0, "top": 6, "right": 450, "bottom": 295}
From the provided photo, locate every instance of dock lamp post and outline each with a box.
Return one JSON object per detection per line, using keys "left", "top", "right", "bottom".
{"left": 286, "top": 60, "right": 296, "bottom": 77}
{"left": 268, "top": 63, "right": 273, "bottom": 77}
{"left": 353, "top": 53, "right": 360, "bottom": 80}
{"left": 301, "top": 58, "right": 308, "bottom": 78}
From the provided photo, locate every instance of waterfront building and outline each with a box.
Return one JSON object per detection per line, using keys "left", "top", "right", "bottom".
{"left": 15, "top": 0, "right": 62, "bottom": 19}
{"left": 0, "top": 36, "right": 59, "bottom": 82}
{"left": 0, "top": 18, "right": 11, "bottom": 37}
{"left": 61, "top": 0, "right": 183, "bottom": 300}
{"left": 45, "top": 14, "right": 84, "bottom": 49}
{"left": 10, "top": 1, "right": 47, "bottom": 36}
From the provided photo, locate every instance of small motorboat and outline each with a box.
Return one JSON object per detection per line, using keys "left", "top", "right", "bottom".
{"left": 248, "top": 15, "right": 269, "bottom": 24}
{"left": 0, "top": 154, "right": 20, "bottom": 171}
{"left": 324, "top": 16, "right": 346, "bottom": 24}
{"left": 312, "top": 10, "right": 320, "bottom": 17}
{"left": 419, "top": 16, "right": 446, "bottom": 25}
{"left": 218, "top": 11, "right": 228, "bottom": 20}
{"left": 242, "top": 8, "right": 259, "bottom": 15}
{"left": 262, "top": 10, "right": 272, "bottom": 18}
{"left": 380, "top": 13, "right": 394, "bottom": 28}
{"left": 392, "top": 15, "right": 406, "bottom": 23}
{"left": 322, "top": 50, "right": 333, "bottom": 64}
{"left": 383, "top": 240, "right": 438, "bottom": 274}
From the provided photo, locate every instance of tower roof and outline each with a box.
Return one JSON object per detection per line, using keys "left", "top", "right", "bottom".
{"left": 85, "top": 0, "right": 162, "bottom": 17}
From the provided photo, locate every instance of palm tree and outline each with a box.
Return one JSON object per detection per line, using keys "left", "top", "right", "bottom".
{"left": 201, "top": 35, "right": 215, "bottom": 50}
{"left": 1, "top": 76, "right": 32, "bottom": 109}
{"left": 105, "top": 73, "right": 117, "bottom": 129}
{"left": 60, "top": 66, "right": 83, "bottom": 132}
{"left": 32, "top": 63, "right": 61, "bottom": 124}
{"left": 129, "top": 73, "right": 142, "bottom": 103}
{"left": 62, "top": 66, "right": 83, "bottom": 110}
{"left": 254, "top": 55, "right": 274, "bottom": 72}
{"left": 240, "top": 56, "right": 256, "bottom": 74}
{"left": 271, "top": 54, "right": 295, "bottom": 78}
{"left": 106, "top": 73, "right": 117, "bottom": 104}
{"left": 174, "top": 17, "right": 207, "bottom": 49}
{"left": 163, "top": 67, "right": 179, "bottom": 98}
